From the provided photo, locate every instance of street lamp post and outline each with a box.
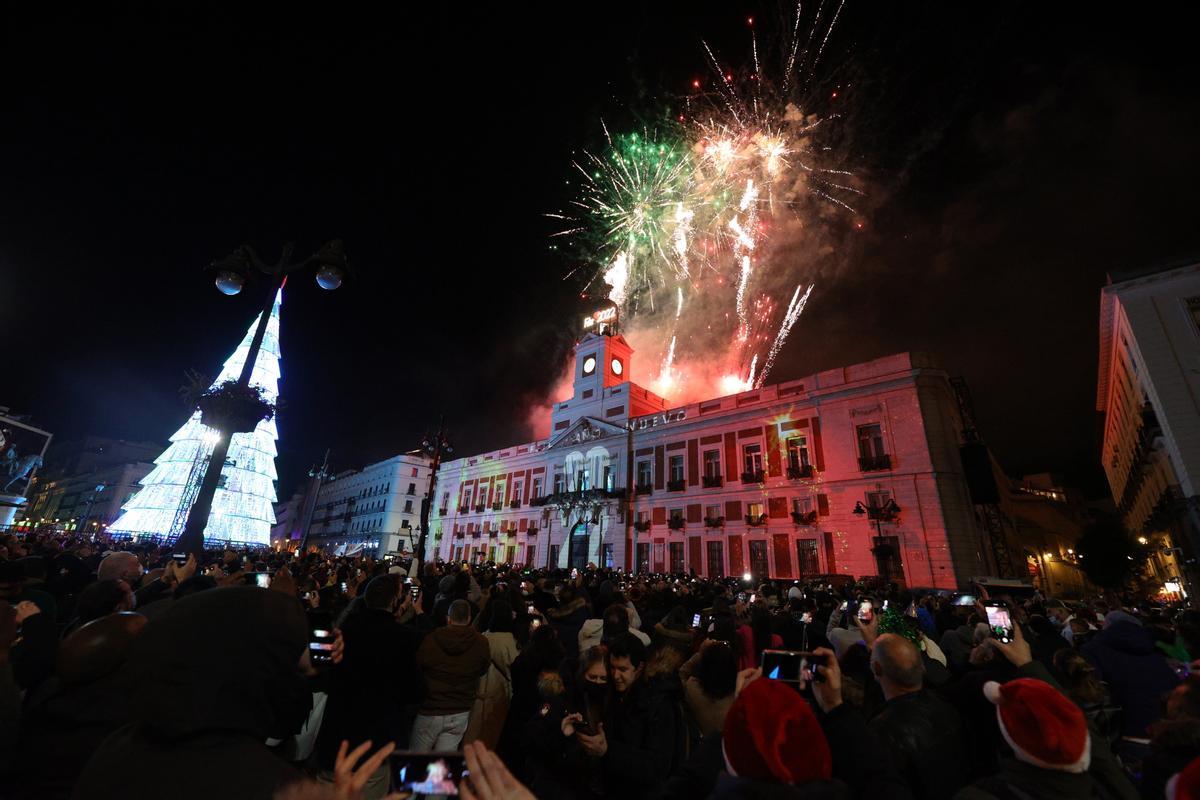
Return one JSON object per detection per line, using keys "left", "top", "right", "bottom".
{"left": 853, "top": 499, "right": 902, "bottom": 584}
{"left": 175, "top": 241, "right": 349, "bottom": 558}
{"left": 416, "top": 419, "right": 453, "bottom": 578}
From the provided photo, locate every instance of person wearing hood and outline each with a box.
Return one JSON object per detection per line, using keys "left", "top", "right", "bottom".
{"left": 1082, "top": 610, "right": 1180, "bottom": 740}
{"left": 72, "top": 586, "right": 313, "bottom": 800}
{"left": 578, "top": 603, "right": 651, "bottom": 654}
{"left": 411, "top": 598, "right": 491, "bottom": 751}
{"left": 653, "top": 606, "right": 696, "bottom": 656}
{"left": 464, "top": 598, "right": 520, "bottom": 749}
{"left": 545, "top": 584, "right": 591, "bottom": 658}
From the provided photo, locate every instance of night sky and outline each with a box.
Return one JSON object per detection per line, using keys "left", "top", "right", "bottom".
{"left": 4, "top": 3, "right": 1199, "bottom": 499}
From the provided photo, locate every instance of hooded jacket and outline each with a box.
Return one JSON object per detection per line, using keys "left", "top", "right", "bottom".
{"left": 72, "top": 587, "right": 310, "bottom": 800}
{"left": 1081, "top": 619, "right": 1179, "bottom": 738}
{"left": 416, "top": 622, "right": 490, "bottom": 715}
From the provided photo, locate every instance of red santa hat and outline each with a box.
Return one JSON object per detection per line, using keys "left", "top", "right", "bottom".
{"left": 722, "top": 678, "right": 831, "bottom": 785}
{"left": 983, "top": 678, "right": 1090, "bottom": 773}
{"left": 1166, "top": 755, "right": 1200, "bottom": 800}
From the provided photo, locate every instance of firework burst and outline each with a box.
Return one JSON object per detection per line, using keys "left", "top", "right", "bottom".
{"left": 553, "top": 2, "right": 863, "bottom": 401}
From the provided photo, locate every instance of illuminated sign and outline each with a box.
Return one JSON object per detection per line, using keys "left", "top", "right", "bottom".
{"left": 626, "top": 410, "right": 687, "bottom": 431}
{"left": 582, "top": 306, "right": 619, "bottom": 332}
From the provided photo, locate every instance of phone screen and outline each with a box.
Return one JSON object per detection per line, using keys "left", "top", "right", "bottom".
{"left": 571, "top": 568, "right": 578, "bottom": 579}
{"left": 750, "top": 593, "right": 757, "bottom": 604}
{"left": 172, "top": 553, "right": 188, "bottom": 564}
{"left": 340, "top": 581, "right": 348, "bottom": 592}
{"left": 691, "top": 612, "right": 701, "bottom": 628}
{"left": 393, "top": 752, "right": 466, "bottom": 796}
{"left": 858, "top": 600, "right": 874, "bottom": 621}
{"left": 985, "top": 604, "right": 1014, "bottom": 643}
{"left": 955, "top": 594, "right": 977, "bottom": 607}
{"left": 308, "top": 612, "right": 336, "bottom": 665}
{"left": 254, "top": 572, "right": 270, "bottom": 589}
{"left": 761, "top": 649, "right": 805, "bottom": 682}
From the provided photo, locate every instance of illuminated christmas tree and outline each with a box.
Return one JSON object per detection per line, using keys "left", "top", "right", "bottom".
{"left": 109, "top": 290, "right": 282, "bottom": 546}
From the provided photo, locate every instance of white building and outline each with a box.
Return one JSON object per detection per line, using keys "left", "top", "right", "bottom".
{"left": 1098, "top": 260, "right": 1200, "bottom": 590}
{"left": 305, "top": 453, "right": 431, "bottom": 556}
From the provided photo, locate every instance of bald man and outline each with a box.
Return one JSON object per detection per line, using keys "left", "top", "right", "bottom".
{"left": 868, "top": 633, "right": 970, "bottom": 799}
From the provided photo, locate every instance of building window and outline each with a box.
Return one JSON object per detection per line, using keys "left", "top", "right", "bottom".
{"left": 526, "top": 545, "right": 536, "bottom": 567}
{"left": 866, "top": 490, "right": 892, "bottom": 510}
{"left": 749, "top": 540, "right": 769, "bottom": 577}
{"left": 411, "top": 467, "right": 419, "bottom": 477}
{"left": 706, "top": 540, "right": 725, "bottom": 578}
{"left": 786, "top": 436, "right": 810, "bottom": 470}
{"left": 857, "top": 424, "right": 890, "bottom": 470}
{"left": 602, "top": 543, "right": 614, "bottom": 568}
{"left": 553, "top": 469, "right": 565, "bottom": 495}
{"left": 797, "top": 540, "right": 820, "bottom": 576}
{"left": 576, "top": 469, "right": 590, "bottom": 491}
{"left": 407, "top": 483, "right": 416, "bottom": 495}
{"left": 668, "top": 455, "right": 685, "bottom": 483}
{"left": 636, "top": 460, "right": 652, "bottom": 488}
{"left": 549, "top": 544, "right": 560, "bottom": 566}
{"left": 636, "top": 542, "right": 650, "bottom": 573}
{"left": 742, "top": 443, "right": 763, "bottom": 475}
{"left": 669, "top": 542, "right": 685, "bottom": 573}
{"left": 512, "top": 482, "right": 523, "bottom": 503}
{"left": 531, "top": 477, "right": 543, "bottom": 499}
{"left": 748, "top": 502, "right": 764, "bottom": 518}
{"left": 705, "top": 504, "right": 721, "bottom": 520}
{"left": 404, "top": 499, "right": 413, "bottom": 513}
{"left": 703, "top": 449, "right": 721, "bottom": 478}
{"left": 602, "top": 464, "right": 614, "bottom": 492}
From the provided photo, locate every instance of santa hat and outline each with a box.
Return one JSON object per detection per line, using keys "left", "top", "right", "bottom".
{"left": 983, "top": 678, "right": 1090, "bottom": 773}
{"left": 1167, "top": 755, "right": 1200, "bottom": 800}
{"left": 722, "top": 678, "right": 831, "bottom": 785}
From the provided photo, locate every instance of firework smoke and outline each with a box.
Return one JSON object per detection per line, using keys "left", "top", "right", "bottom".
{"left": 552, "top": 3, "right": 862, "bottom": 406}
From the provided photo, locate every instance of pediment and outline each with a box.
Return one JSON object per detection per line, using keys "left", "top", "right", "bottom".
{"left": 548, "top": 417, "right": 627, "bottom": 449}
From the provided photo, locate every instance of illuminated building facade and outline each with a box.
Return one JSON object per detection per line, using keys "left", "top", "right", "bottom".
{"left": 431, "top": 315, "right": 987, "bottom": 589}
{"left": 303, "top": 453, "right": 431, "bottom": 556}
{"left": 1098, "top": 261, "right": 1200, "bottom": 594}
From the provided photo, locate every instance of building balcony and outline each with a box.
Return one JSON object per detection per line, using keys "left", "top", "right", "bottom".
{"left": 702, "top": 474, "right": 723, "bottom": 488}
{"left": 859, "top": 454, "right": 892, "bottom": 472}
{"left": 526, "top": 526, "right": 538, "bottom": 536}
{"left": 457, "top": 505, "right": 469, "bottom": 514}
{"left": 745, "top": 514, "right": 768, "bottom": 527}
{"left": 635, "top": 483, "right": 653, "bottom": 496}
{"left": 705, "top": 516, "right": 725, "bottom": 528}
{"left": 741, "top": 470, "right": 765, "bottom": 484}
{"left": 633, "top": 520, "right": 652, "bottom": 533}
{"left": 787, "top": 464, "right": 815, "bottom": 480}
{"left": 529, "top": 495, "right": 548, "bottom": 507}
{"left": 491, "top": 502, "right": 502, "bottom": 511}
{"left": 792, "top": 510, "right": 818, "bottom": 526}
{"left": 474, "top": 504, "right": 486, "bottom": 513}
{"left": 667, "top": 478, "right": 686, "bottom": 492}
{"left": 509, "top": 499, "right": 521, "bottom": 509}
{"left": 668, "top": 517, "right": 685, "bottom": 530}
{"left": 438, "top": 507, "right": 448, "bottom": 516}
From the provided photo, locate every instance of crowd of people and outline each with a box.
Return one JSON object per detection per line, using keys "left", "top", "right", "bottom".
{"left": 4, "top": 527, "right": 1200, "bottom": 799}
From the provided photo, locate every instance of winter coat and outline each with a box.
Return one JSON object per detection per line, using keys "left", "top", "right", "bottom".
{"left": 546, "top": 596, "right": 591, "bottom": 658}
{"left": 868, "top": 689, "right": 971, "bottom": 799}
{"left": 578, "top": 617, "right": 651, "bottom": 653}
{"left": 1081, "top": 620, "right": 1179, "bottom": 738}
{"left": 953, "top": 758, "right": 1121, "bottom": 800}
{"left": 315, "top": 606, "right": 423, "bottom": 766}
{"left": 416, "top": 622, "right": 491, "bottom": 715}
{"left": 600, "top": 677, "right": 685, "bottom": 800}
{"left": 72, "top": 587, "right": 311, "bottom": 800}
{"left": 465, "top": 630, "right": 519, "bottom": 748}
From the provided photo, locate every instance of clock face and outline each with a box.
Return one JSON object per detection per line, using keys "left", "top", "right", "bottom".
{"left": 582, "top": 356, "right": 597, "bottom": 376}
{"left": 611, "top": 358, "right": 624, "bottom": 376}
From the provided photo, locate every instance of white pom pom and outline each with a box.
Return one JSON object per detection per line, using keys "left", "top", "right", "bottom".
{"left": 983, "top": 681, "right": 1003, "bottom": 705}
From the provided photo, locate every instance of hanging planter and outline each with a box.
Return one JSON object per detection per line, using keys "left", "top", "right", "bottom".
{"left": 197, "top": 380, "right": 276, "bottom": 433}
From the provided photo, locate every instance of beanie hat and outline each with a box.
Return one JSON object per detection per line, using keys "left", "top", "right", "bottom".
{"left": 983, "top": 678, "right": 1090, "bottom": 773}
{"left": 1166, "top": 755, "right": 1200, "bottom": 800}
{"left": 722, "top": 677, "right": 831, "bottom": 785}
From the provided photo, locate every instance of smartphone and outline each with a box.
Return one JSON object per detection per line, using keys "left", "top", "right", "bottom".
{"left": 308, "top": 612, "right": 336, "bottom": 666}
{"left": 954, "top": 594, "right": 977, "bottom": 607}
{"left": 340, "top": 581, "right": 348, "bottom": 592}
{"left": 750, "top": 593, "right": 757, "bottom": 604}
{"left": 528, "top": 604, "right": 537, "bottom": 616}
{"left": 393, "top": 751, "right": 466, "bottom": 796}
{"left": 985, "top": 603, "right": 1014, "bottom": 644}
{"left": 244, "top": 572, "right": 270, "bottom": 588}
{"left": 761, "top": 649, "right": 803, "bottom": 682}
{"left": 172, "top": 553, "right": 188, "bottom": 564}
{"left": 883, "top": 600, "right": 890, "bottom": 611}
{"left": 411, "top": 586, "right": 421, "bottom": 602}
{"left": 858, "top": 600, "right": 874, "bottom": 621}
{"left": 737, "top": 592, "right": 748, "bottom": 603}
{"left": 692, "top": 612, "right": 702, "bottom": 628}
{"left": 571, "top": 568, "right": 578, "bottom": 579}
{"left": 801, "top": 612, "right": 813, "bottom": 624}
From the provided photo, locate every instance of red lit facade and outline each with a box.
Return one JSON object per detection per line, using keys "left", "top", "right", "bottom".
{"left": 431, "top": 332, "right": 986, "bottom": 589}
